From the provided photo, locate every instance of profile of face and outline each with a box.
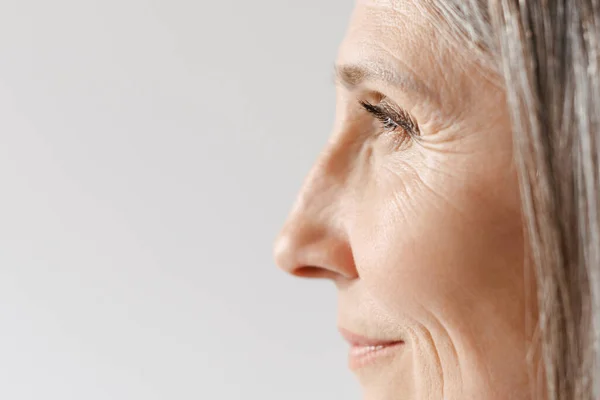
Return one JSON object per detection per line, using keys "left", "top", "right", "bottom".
{"left": 274, "top": 1, "right": 535, "bottom": 399}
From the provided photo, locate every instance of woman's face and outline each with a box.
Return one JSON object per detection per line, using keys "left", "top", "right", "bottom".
{"left": 274, "top": 1, "right": 534, "bottom": 399}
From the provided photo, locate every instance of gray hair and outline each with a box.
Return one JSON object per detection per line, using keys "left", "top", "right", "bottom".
{"left": 429, "top": 0, "right": 600, "bottom": 398}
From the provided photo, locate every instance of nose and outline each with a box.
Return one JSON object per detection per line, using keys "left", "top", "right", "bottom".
{"left": 273, "top": 138, "right": 359, "bottom": 282}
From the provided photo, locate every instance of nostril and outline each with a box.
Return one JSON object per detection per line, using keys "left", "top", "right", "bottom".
{"left": 292, "top": 266, "right": 339, "bottom": 280}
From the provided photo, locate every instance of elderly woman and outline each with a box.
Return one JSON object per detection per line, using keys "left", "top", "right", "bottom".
{"left": 273, "top": 0, "right": 599, "bottom": 399}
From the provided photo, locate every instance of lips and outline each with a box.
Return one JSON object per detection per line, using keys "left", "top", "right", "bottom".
{"left": 338, "top": 327, "right": 404, "bottom": 370}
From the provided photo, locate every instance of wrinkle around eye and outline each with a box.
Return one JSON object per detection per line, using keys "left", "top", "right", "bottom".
{"left": 378, "top": 156, "right": 470, "bottom": 224}
{"left": 374, "top": 159, "right": 425, "bottom": 231}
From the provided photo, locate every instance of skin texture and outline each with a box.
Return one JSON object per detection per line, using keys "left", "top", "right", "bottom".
{"left": 274, "top": 1, "right": 536, "bottom": 399}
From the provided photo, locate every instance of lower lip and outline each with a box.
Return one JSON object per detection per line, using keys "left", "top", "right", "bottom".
{"left": 348, "top": 341, "right": 404, "bottom": 370}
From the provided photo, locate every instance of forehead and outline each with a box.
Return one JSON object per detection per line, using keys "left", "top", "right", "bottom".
{"left": 343, "top": 0, "right": 438, "bottom": 48}
{"left": 355, "top": 0, "right": 419, "bottom": 12}
{"left": 339, "top": 1, "right": 440, "bottom": 85}
{"left": 337, "top": 0, "right": 481, "bottom": 114}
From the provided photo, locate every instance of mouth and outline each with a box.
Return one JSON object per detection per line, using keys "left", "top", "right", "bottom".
{"left": 338, "top": 327, "right": 404, "bottom": 371}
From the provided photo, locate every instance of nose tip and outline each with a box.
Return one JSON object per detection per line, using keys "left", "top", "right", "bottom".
{"left": 272, "top": 218, "right": 358, "bottom": 281}
{"left": 273, "top": 223, "right": 325, "bottom": 278}
{"left": 272, "top": 228, "right": 295, "bottom": 274}
{"left": 272, "top": 232, "right": 340, "bottom": 280}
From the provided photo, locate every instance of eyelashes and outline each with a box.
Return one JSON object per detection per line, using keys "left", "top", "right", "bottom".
{"left": 359, "top": 100, "right": 420, "bottom": 142}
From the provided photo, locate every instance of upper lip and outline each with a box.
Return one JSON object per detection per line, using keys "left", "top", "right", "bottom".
{"left": 338, "top": 327, "right": 403, "bottom": 347}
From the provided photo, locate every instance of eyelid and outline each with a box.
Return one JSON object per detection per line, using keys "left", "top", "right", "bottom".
{"left": 359, "top": 99, "right": 420, "bottom": 137}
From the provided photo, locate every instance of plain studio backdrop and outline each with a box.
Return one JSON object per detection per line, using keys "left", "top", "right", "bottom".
{"left": 0, "top": 1, "right": 359, "bottom": 399}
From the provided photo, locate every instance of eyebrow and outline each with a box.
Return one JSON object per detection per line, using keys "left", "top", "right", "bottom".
{"left": 334, "top": 62, "right": 433, "bottom": 101}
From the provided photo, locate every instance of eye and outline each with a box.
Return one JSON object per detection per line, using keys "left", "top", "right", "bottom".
{"left": 359, "top": 100, "right": 420, "bottom": 139}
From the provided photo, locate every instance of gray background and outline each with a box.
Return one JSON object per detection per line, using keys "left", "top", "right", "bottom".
{"left": 0, "top": 1, "right": 359, "bottom": 399}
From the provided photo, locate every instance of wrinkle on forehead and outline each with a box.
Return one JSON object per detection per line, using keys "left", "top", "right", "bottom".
{"left": 355, "top": 0, "right": 500, "bottom": 81}
{"left": 341, "top": 0, "right": 504, "bottom": 120}
{"left": 341, "top": 1, "right": 463, "bottom": 115}
{"left": 356, "top": 0, "right": 430, "bottom": 17}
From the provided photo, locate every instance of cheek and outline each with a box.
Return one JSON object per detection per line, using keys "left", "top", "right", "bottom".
{"left": 349, "top": 152, "right": 525, "bottom": 324}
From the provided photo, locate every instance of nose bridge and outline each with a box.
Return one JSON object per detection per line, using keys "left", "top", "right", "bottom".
{"left": 292, "top": 135, "right": 353, "bottom": 229}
